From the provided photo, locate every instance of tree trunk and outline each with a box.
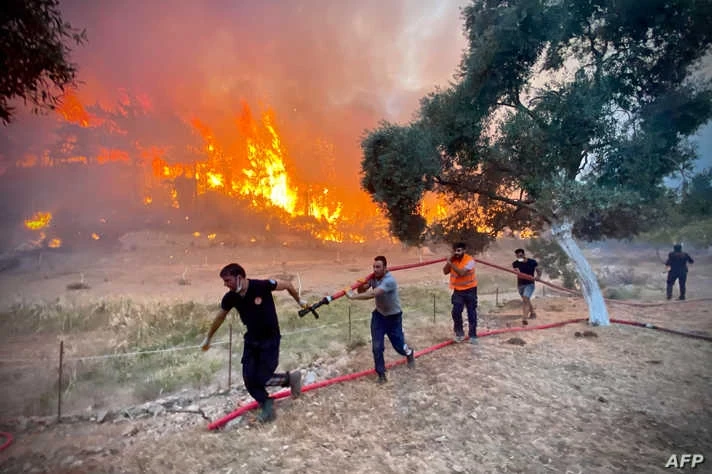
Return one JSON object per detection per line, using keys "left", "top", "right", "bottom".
{"left": 551, "top": 218, "right": 610, "bottom": 326}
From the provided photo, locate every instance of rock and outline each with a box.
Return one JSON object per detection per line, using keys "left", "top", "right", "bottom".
{"left": 122, "top": 426, "right": 139, "bottom": 437}
{"left": 304, "top": 371, "right": 318, "bottom": 385}
{"left": 96, "top": 410, "right": 109, "bottom": 424}
{"left": 582, "top": 330, "right": 598, "bottom": 338}
{"left": 149, "top": 405, "right": 166, "bottom": 417}
{"left": 505, "top": 337, "right": 526, "bottom": 346}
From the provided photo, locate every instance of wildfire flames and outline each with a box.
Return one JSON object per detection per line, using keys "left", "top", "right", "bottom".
{"left": 9, "top": 92, "right": 392, "bottom": 247}
{"left": 24, "top": 212, "right": 52, "bottom": 231}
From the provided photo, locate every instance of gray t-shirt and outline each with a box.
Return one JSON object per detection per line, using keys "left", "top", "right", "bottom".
{"left": 369, "top": 271, "right": 401, "bottom": 316}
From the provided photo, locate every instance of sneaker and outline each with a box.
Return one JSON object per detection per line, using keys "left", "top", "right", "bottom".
{"left": 288, "top": 370, "right": 302, "bottom": 397}
{"left": 469, "top": 337, "right": 478, "bottom": 345}
{"left": 454, "top": 334, "right": 465, "bottom": 343}
{"left": 377, "top": 373, "right": 387, "bottom": 384}
{"left": 257, "top": 399, "right": 275, "bottom": 423}
{"left": 406, "top": 350, "right": 415, "bottom": 369}
{"left": 528, "top": 312, "right": 537, "bottom": 319}
{"left": 522, "top": 319, "right": 529, "bottom": 326}
{"left": 679, "top": 296, "right": 685, "bottom": 301}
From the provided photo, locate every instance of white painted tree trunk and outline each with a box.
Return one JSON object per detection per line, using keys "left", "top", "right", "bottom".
{"left": 551, "top": 218, "right": 610, "bottom": 326}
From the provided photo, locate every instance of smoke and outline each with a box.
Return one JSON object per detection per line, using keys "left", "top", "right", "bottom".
{"left": 55, "top": 0, "right": 468, "bottom": 180}
{"left": 0, "top": 1, "right": 470, "bottom": 250}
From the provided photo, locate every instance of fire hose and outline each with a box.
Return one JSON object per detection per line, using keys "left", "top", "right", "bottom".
{"left": 208, "top": 314, "right": 710, "bottom": 430}
{"left": 0, "top": 432, "right": 13, "bottom": 452}
{"left": 298, "top": 257, "right": 448, "bottom": 318}
{"left": 298, "top": 255, "right": 685, "bottom": 319}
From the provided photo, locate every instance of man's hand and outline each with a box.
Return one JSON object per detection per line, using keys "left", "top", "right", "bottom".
{"left": 200, "top": 336, "right": 211, "bottom": 352}
{"left": 299, "top": 299, "right": 309, "bottom": 309}
{"left": 345, "top": 289, "right": 355, "bottom": 299}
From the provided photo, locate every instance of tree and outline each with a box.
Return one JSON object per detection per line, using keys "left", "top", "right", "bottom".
{"left": 361, "top": 0, "right": 712, "bottom": 325}
{"left": 0, "top": 0, "right": 86, "bottom": 124}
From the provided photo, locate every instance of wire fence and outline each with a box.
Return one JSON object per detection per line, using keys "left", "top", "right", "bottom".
{"left": 0, "top": 284, "right": 553, "bottom": 420}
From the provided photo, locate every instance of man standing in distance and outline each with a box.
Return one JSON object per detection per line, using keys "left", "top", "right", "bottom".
{"left": 443, "top": 242, "right": 479, "bottom": 344}
{"left": 201, "top": 263, "right": 305, "bottom": 423}
{"left": 512, "top": 249, "right": 542, "bottom": 325}
{"left": 347, "top": 256, "right": 415, "bottom": 384}
{"left": 665, "top": 243, "right": 694, "bottom": 300}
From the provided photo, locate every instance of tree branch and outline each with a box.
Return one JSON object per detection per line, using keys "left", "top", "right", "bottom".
{"left": 434, "top": 175, "right": 552, "bottom": 224}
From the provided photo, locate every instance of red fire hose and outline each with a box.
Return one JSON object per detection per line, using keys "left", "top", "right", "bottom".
{"left": 299, "top": 257, "right": 448, "bottom": 318}
{"left": 209, "top": 314, "right": 712, "bottom": 430}
{"left": 0, "top": 432, "right": 13, "bottom": 452}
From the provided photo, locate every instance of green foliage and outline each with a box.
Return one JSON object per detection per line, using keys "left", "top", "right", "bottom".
{"left": 361, "top": 122, "right": 440, "bottom": 245}
{"left": 0, "top": 0, "right": 86, "bottom": 124}
{"left": 360, "top": 0, "right": 712, "bottom": 250}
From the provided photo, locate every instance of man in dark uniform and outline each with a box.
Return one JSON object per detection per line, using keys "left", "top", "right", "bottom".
{"left": 201, "top": 263, "right": 305, "bottom": 422}
{"left": 665, "top": 244, "right": 694, "bottom": 300}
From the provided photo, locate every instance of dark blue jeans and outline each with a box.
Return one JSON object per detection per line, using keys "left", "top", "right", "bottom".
{"left": 452, "top": 287, "right": 478, "bottom": 338}
{"left": 371, "top": 310, "right": 410, "bottom": 376}
{"left": 241, "top": 336, "right": 281, "bottom": 404}
{"left": 667, "top": 271, "right": 688, "bottom": 299}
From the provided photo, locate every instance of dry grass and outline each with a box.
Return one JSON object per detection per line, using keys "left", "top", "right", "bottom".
{"left": 1, "top": 240, "right": 711, "bottom": 473}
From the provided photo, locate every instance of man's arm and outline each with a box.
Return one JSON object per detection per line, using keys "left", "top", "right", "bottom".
{"left": 356, "top": 280, "right": 370, "bottom": 294}
{"left": 347, "top": 286, "right": 385, "bottom": 300}
{"left": 274, "top": 279, "right": 307, "bottom": 307}
{"left": 201, "top": 309, "right": 229, "bottom": 351}
{"left": 446, "top": 259, "right": 469, "bottom": 276}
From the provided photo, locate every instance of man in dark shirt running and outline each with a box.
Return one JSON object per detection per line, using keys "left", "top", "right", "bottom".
{"left": 201, "top": 263, "right": 305, "bottom": 422}
{"left": 665, "top": 244, "right": 694, "bottom": 300}
{"left": 512, "top": 248, "right": 542, "bottom": 325}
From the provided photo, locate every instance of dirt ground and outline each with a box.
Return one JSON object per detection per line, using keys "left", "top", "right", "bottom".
{"left": 0, "top": 233, "right": 711, "bottom": 473}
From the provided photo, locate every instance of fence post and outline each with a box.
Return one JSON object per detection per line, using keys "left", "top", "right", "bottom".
{"left": 57, "top": 340, "right": 63, "bottom": 422}
{"left": 432, "top": 294, "right": 436, "bottom": 324}
{"left": 496, "top": 287, "right": 499, "bottom": 306}
{"left": 348, "top": 305, "right": 352, "bottom": 343}
{"left": 228, "top": 324, "right": 233, "bottom": 389}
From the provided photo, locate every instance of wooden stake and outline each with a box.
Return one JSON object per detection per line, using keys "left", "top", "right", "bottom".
{"left": 58, "top": 340, "right": 64, "bottom": 422}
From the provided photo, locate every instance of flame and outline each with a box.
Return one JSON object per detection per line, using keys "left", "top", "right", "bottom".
{"left": 56, "top": 90, "right": 93, "bottom": 127}
{"left": 207, "top": 233, "right": 216, "bottom": 240}
{"left": 17, "top": 92, "right": 377, "bottom": 243}
{"left": 193, "top": 231, "right": 201, "bottom": 237}
{"left": 48, "top": 238, "right": 62, "bottom": 248}
{"left": 91, "top": 233, "right": 101, "bottom": 240}
{"left": 420, "top": 192, "right": 449, "bottom": 225}
{"left": 24, "top": 212, "right": 52, "bottom": 230}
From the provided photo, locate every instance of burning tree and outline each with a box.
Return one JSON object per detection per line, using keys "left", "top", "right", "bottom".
{"left": 361, "top": 0, "right": 712, "bottom": 325}
{"left": 0, "top": 0, "right": 86, "bottom": 124}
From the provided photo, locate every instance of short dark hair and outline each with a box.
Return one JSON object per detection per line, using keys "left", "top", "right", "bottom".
{"left": 220, "top": 263, "right": 245, "bottom": 278}
{"left": 374, "top": 255, "right": 387, "bottom": 267}
{"left": 514, "top": 248, "right": 525, "bottom": 255}
{"left": 453, "top": 242, "right": 467, "bottom": 250}
{"left": 673, "top": 244, "right": 682, "bottom": 252}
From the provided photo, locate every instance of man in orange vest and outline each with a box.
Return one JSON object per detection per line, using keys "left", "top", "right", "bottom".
{"left": 443, "top": 242, "right": 478, "bottom": 343}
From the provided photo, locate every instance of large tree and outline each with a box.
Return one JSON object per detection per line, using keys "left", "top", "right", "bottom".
{"left": 361, "top": 0, "right": 712, "bottom": 325}
{"left": 0, "top": 0, "right": 85, "bottom": 124}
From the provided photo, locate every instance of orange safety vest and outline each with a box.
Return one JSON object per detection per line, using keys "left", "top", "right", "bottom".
{"left": 449, "top": 254, "right": 477, "bottom": 290}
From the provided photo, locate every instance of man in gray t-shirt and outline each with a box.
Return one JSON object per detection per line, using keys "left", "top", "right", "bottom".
{"left": 346, "top": 255, "right": 415, "bottom": 384}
